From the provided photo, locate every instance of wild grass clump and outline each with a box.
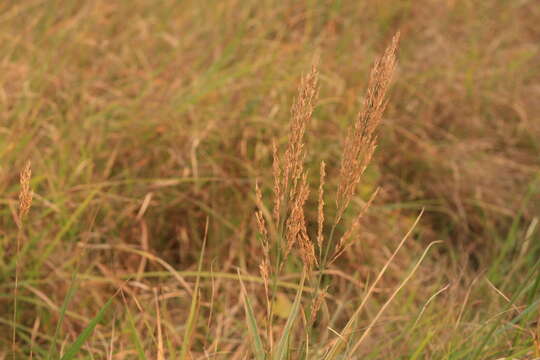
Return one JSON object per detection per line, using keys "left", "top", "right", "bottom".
{"left": 242, "top": 32, "right": 435, "bottom": 358}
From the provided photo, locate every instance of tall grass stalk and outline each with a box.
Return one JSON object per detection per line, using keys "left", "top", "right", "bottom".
{"left": 250, "top": 32, "right": 405, "bottom": 357}
{"left": 13, "top": 161, "right": 32, "bottom": 358}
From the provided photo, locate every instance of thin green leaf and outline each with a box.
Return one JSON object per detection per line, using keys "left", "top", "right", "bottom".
{"left": 60, "top": 296, "right": 113, "bottom": 360}
{"left": 238, "top": 269, "right": 266, "bottom": 360}
{"left": 179, "top": 219, "right": 208, "bottom": 360}
{"left": 410, "top": 331, "right": 435, "bottom": 360}
{"left": 46, "top": 271, "right": 79, "bottom": 360}
{"left": 273, "top": 271, "right": 305, "bottom": 360}
{"left": 125, "top": 300, "right": 147, "bottom": 360}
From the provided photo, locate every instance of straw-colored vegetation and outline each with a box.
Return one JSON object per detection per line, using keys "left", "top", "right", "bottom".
{"left": 1, "top": 1, "right": 539, "bottom": 359}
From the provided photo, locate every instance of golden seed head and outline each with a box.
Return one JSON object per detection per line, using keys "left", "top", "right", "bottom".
{"left": 18, "top": 161, "right": 33, "bottom": 220}
{"left": 271, "top": 140, "right": 282, "bottom": 226}
{"left": 271, "top": 62, "right": 320, "bottom": 271}
{"left": 259, "top": 259, "right": 270, "bottom": 299}
{"left": 255, "top": 181, "right": 269, "bottom": 249}
{"left": 317, "top": 160, "right": 326, "bottom": 250}
{"left": 336, "top": 33, "right": 399, "bottom": 222}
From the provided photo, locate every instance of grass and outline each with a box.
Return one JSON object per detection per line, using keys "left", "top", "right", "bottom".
{"left": 1, "top": 0, "right": 540, "bottom": 358}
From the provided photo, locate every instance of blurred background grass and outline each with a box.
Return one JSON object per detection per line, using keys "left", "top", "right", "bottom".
{"left": 1, "top": 0, "right": 539, "bottom": 358}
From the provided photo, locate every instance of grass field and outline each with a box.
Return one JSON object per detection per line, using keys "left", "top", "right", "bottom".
{"left": 1, "top": 1, "right": 540, "bottom": 359}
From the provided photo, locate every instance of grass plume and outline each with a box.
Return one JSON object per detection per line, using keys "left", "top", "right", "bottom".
{"left": 336, "top": 32, "right": 399, "bottom": 224}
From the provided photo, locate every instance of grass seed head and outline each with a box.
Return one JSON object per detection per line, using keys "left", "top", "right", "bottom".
{"left": 317, "top": 160, "right": 326, "bottom": 250}
{"left": 272, "top": 140, "right": 283, "bottom": 225}
{"left": 282, "top": 64, "right": 319, "bottom": 206}
{"left": 310, "top": 286, "right": 327, "bottom": 325}
{"left": 259, "top": 258, "right": 270, "bottom": 305}
{"left": 284, "top": 174, "right": 311, "bottom": 262}
{"left": 273, "top": 63, "right": 320, "bottom": 271}
{"left": 18, "top": 161, "right": 33, "bottom": 221}
{"left": 336, "top": 32, "right": 399, "bottom": 222}
{"left": 255, "top": 181, "right": 269, "bottom": 246}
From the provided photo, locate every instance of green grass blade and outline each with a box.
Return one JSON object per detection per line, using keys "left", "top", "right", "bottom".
{"left": 124, "top": 299, "right": 147, "bottom": 360}
{"left": 273, "top": 271, "right": 305, "bottom": 360}
{"left": 238, "top": 269, "right": 266, "bottom": 360}
{"left": 179, "top": 220, "right": 208, "bottom": 360}
{"left": 471, "top": 258, "right": 540, "bottom": 360}
{"left": 46, "top": 272, "right": 78, "bottom": 360}
{"left": 410, "top": 331, "right": 434, "bottom": 360}
{"left": 60, "top": 296, "right": 113, "bottom": 360}
{"left": 31, "top": 187, "right": 100, "bottom": 275}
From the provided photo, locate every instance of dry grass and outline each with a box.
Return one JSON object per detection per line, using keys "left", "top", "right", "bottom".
{"left": 1, "top": 1, "right": 539, "bottom": 359}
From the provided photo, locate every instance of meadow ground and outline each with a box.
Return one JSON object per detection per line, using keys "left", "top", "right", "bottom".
{"left": 1, "top": 1, "right": 540, "bottom": 359}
